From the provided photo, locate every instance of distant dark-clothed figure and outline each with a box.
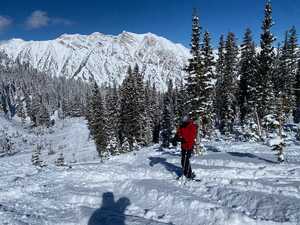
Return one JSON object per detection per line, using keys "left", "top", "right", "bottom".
{"left": 173, "top": 115, "right": 197, "bottom": 179}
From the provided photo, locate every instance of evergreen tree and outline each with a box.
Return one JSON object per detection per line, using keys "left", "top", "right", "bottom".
{"left": 277, "top": 32, "right": 291, "bottom": 114}
{"left": 200, "top": 30, "right": 215, "bottom": 135}
{"left": 32, "top": 144, "right": 42, "bottom": 167}
{"left": 0, "top": 129, "right": 14, "bottom": 157}
{"left": 38, "top": 102, "right": 50, "bottom": 127}
{"left": 239, "top": 28, "right": 258, "bottom": 124}
{"left": 105, "top": 82, "right": 121, "bottom": 153}
{"left": 219, "top": 32, "right": 238, "bottom": 134}
{"left": 295, "top": 60, "right": 300, "bottom": 122}
{"left": 283, "top": 27, "right": 298, "bottom": 115}
{"left": 69, "top": 95, "right": 83, "bottom": 117}
{"left": 27, "top": 94, "right": 41, "bottom": 126}
{"left": 133, "top": 64, "right": 148, "bottom": 145}
{"left": 150, "top": 84, "right": 161, "bottom": 143}
{"left": 185, "top": 11, "right": 216, "bottom": 143}
{"left": 88, "top": 82, "right": 108, "bottom": 158}
{"left": 256, "top": 0, "right": 276, "bottom": 120}
{"left": 55, "top": 153, "right": 65, "bottom": 166}
{"left": 161, "top": 80, "right": 174, "bottom": 148}
{"left": 86, "top": 90, "right": 94, "bottom": 137}
{"left": 17, "top": 99, "right": 27, "bottom": 124}
{"left": 176, "top": 80, "right": 188, "bottom": 124}
{"left": 143, "top": 81, "right": 155, "bottom": 144}
{"left": 119, "top": 66, "right": 141, "bottom": 150}
{"left": 215, "top": 35, "right": 226, "bottom": 128}
{"left": 185, "top": 10, "right": 203, "bottom": 117}
{"left": 273, "top": 42, "right": 282, "bottom": 95}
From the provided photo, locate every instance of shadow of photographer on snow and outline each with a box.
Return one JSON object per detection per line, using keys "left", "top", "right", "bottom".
{"left": 88, "top": 192, "right": 130, "bottom": 225}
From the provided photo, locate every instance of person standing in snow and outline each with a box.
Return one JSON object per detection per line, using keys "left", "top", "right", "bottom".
{"left": 173, "top": 115, "right": 197, "bottom": 179}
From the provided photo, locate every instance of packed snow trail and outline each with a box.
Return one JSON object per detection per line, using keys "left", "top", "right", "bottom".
{"left": 1, "top": 117, "right": 300, "bottom": 225}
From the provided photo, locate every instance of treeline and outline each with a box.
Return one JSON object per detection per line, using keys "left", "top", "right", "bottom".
{"left": 0, "top": 51, "right": 89, "bottom": 126}
{"left": 182, "top": 1, "right": 300, "bottom": 140}
{"left": 86, "top": 1, "right": 300, "bottom": 157}
{"left": 86, "top": 65, "right": 163, "bottom": 158}
{"left": 1, "top": 1, "right": 300, "bottom": 159}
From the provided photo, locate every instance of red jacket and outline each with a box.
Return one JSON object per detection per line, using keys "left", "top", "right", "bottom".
{"left": 177, "top": 120, "right": 197, "bottom": 151}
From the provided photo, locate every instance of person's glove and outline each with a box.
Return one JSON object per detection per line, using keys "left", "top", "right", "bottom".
{"left": 172, "top": 134, "right": 178, "bottom": 147}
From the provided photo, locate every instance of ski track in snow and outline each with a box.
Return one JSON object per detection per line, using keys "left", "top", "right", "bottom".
{"left": 1, "top": 116, "right": 300, "bottom": 225}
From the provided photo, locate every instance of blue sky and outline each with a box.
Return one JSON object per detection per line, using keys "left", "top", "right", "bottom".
{"left": 0, "top": 0, "right": 299, "bottom": 47}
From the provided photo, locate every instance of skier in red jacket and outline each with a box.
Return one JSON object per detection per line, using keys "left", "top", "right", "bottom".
{"left": 173, "top": 115, "right": 197, "bottom": 179}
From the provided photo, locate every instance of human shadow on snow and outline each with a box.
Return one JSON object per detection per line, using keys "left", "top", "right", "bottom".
{"left": 88, "top": 192, "right": 175, "bottom": 225}
{"left": 148, "top": 157, "right": 182, "bottom": 177}
{"left": 88, "top": 192, "right": 130, "bottom": 225}
{"left": 227, "top": 152, "right": 277, "bottom": 164}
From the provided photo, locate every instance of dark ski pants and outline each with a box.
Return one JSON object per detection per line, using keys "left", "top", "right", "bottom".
{"left": 181, "top": 149, "right": 192, "bottom": 178}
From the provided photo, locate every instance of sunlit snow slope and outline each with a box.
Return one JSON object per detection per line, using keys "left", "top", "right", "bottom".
{"left": 1, "top": 116, "right": 300, "bottom": 225}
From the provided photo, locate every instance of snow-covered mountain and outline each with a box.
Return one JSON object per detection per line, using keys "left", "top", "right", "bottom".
{"left": 0, "top": 32, "right": 190, "bottom": 90}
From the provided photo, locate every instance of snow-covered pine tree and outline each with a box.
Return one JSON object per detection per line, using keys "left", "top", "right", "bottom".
{"left": 150, "top": 84, "right": 161, "bottom": 143}
{"left": 69, "top": 95, "right": 83, "bottom": 117}
{"left": 119, "top": 66, "right": 141, "bottom": 150}
{"left": 185, "top": 10, "right": 216, "bottom": 153}
{"left": 47, "top": 142, "right": 55, "bottom": 155}
{"left": 85, "top": 87, "right": 94, "bottom": 137}
{"left": 106, "top": 137, "right": 120, "bottom": 155}
{"left": 17, "top": 98, "right": 27, "bottom": 124}
{"left": 200, "top": 30, "right": 215, "bottom": 136}
{"left": 295, "top": 60, "right": 300, "bottom": 122}
{"left": 89, "top": 82, "right": 108, "bottom": 158}
{"left": 0, "top": 129, "right": 7, "bottom": 157}
{"left": 275, "top": 28, "right": 298, "bottom": 118}
{"left": 61, "top": 96, "right": 71, "bottom": 118}
{"left": 185, "top": 10, "right": 203, "bottom": 117}
{"left": 172, "top": 86, "right": 179, "bottom": 127}
{"left": 55, "top": 153, "right": 65, "bottom": 166}
{"left": 28, "top": 94, "right": 42, "bottom": 126}
{"left": 0, "top": 129, "right": 14, "bottom": 157}
{"left": 219, "top": 32, "right": 239, "bottom": 135}
{"left": 215, "top": 35, "right": 226, "bottom": 129}
{"left": 161, "top": 80, "right": 174, "bottom": 148}
{"left": 143, "top": 81, "right": 155, "bottom": 145}
{"left": 132, "top": 64, "right": 148, "bottom": 146}
{"left": 121, "top": 137, "right": 130, "bottom": 153}
{"left": 272, "top": 42, "right": 282, "bottom": 96}
{"left": 284, "top": 27, "right": 298, "bottom": 116}
{"left": 256, "top": 0, "right": 276, "bottom": 122}
{"left": 269, "top": 92, "right": 286, "bottom": 162}
{"left": 32, "top": 144, "right": 42, "bottom": 167}
{"left": 238, "top": 28, "right": 258, "bottom": 125}
{"left": 105, "top": 82, "right": 121, "bottom": 155}
{"left": 38, "top": 101, "right": 50, "bottom": 127}
{"left": 176, "top": 80, "right": 188, "bottom": 125}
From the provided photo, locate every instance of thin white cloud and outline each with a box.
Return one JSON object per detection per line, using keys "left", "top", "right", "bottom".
{"left": 0, "top": 16, "right": 13, "bottom": 31}
{"left": 26, "top": 10, "right": 73, "bottom": 30}
{"left": 26, "top": 10, "right": 49, "bottom": 29}
{"left": 52, "top": 18, "right": 73, "bottom": 26}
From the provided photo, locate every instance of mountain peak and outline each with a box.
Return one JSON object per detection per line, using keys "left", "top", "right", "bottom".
{"left": 0, "top": 31, "right": 189, "bottom": 90}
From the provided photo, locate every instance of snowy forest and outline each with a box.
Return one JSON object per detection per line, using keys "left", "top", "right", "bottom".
{"left": 86, "top": 1, "right": 300, "bottom": 163}
{"left": 1, "top": 1, "right": 300, "bottom": 163}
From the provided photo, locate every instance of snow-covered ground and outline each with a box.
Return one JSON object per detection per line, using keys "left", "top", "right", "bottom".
{"left": 1, "top": 116, "right": 300, "bottom": 225}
